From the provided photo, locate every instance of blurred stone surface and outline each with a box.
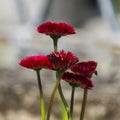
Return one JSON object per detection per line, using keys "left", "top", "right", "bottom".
{"left": 0, "top": 66, "right": 120, "bottom": 120}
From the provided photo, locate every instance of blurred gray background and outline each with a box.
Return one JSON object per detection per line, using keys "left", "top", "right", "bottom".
{"left": 0, "top": 0, "right": 120, "bottom": 120}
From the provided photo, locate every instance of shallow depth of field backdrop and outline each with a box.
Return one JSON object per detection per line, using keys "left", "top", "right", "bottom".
{"left": 0, "top": 0, "right": 120, "bottom": 120}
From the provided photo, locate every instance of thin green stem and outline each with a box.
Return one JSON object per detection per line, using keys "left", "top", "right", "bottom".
{"left": 36, "top": 70, "right": 46, "bottom": 120}
{"left": 58, "top": 84, "right": 71, "bottom": 120}
{"left": 70, "top": 86, "right": 75, "bottom": 120}
{"left": 46, "top": 72, "right": 62, "bottom": 120}
{"left": 53, "top": 39, "right": 58, "bottom": 52}
{"left": 80, "top": 89, "right": 88, "bottom": 120}
{"left": 50, "top": 35, "right": 60, "bottom": 52}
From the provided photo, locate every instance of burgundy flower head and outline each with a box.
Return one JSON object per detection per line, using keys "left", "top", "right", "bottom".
{"left": 71, "top": 61, "right": 97, "bottom": 77}
{"left": 47, "top": 50, "right": 79, "bottom": 72}
{"left": 37, "top": 21, "right": 75, "bottom": 36}
{"left": 19, "top": 55, "right": 53, "bottom": 70}
{"left": 62, "top": 72, "right": 93, "bottom": 89}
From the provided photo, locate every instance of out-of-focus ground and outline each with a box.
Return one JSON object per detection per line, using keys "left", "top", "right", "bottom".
{"left": 0, "top": 18, "right": 120, "bottom": 120}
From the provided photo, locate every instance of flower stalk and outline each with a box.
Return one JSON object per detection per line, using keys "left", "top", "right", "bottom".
{"left": 35, "top": 70, "right": 46, "bottom": 120}
{"left": 53, "top": 38, "right": 58, "bottom": 52}
{"left": 58, "top": 84, "right": 71, "bottom": 120}
{"left": 80, "top": 89, "right": 88, "bottom": 120}
{"left": 46, "top": 72, "right": 62, "bottom": 120}
{"left": 70, "top": 86, "right": 75, "bottom": 120}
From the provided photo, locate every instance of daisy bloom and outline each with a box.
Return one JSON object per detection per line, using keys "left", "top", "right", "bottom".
{"left": 19, "top": 55, "right": 53, "bottom": 70}
{"left": 47, "top": 50, "right": 79, "bottom": 72}
{"left": 62, "top": 72, "right": 93, "bottom": 89}
{"left": 71, "top": 61, "right": 97, "bottom": 77}
{"left": 37, "top": 21, "right": 75, "bottom": 38}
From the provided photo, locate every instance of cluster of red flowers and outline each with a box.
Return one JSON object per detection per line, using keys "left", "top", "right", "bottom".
{"left": 19, "top": 50, "right": 78, "bottom": 71}
{"left": 62, "top": 72, "right": 93, "bottom": 89}
{"left": 19, "top": 21, "right": 98, "bottom": 90}
{"left": 19, "top": 53, "right": 97, "bottom": 89}
{"left": 62, "top": 61, "right": 97, "bottom": 89}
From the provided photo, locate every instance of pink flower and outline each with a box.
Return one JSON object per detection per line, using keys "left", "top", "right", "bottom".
{"left": 71, "top": 61, "right": 97, "bottom": 77}
{"left": 62, "top": 72, "right": 93, "bottom": 89}
{"left": 37, "top": 21, "right": 75, "bottom": 36}
{"left": 19, "top": 55, "right": 53, "bottom": 70}
{"left": 47, "top": 50, "right": 79, "bottom": 72}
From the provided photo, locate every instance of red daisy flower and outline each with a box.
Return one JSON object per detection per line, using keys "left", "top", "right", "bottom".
{"left": 37, "top": 21, "right": 75, "bottom": 36}
{"left": 19, "top": 55, "right": 53, "bottom": 70}
{"left": 71, "top": 61, "right": 97, "bottom": 77}
{"left": 62, "top": 72, "right": 93, "bottom": 89}
{"left": 47, "top": 50, "right": 79, "bottom": 72}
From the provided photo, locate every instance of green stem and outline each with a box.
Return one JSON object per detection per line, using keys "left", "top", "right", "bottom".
{"left": 70, "top": 86, "right": 75, "bottom": 120}
{"left": 36, "top": 70, "right": 46, "bottom": 120}
{"left": 50, "top": 35, "right": 60, "bottom": 52}
{"left": 80, "top": 89, "right": 88, "bottom": 120}
{"left": 46, "top": 72, "right": 62, "bottom": 120}
{"left": 58, "top": 84, "right": 71, "bottom": 120}
{"left": 53, "top": 39, "right": 58, "bottom": 52}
